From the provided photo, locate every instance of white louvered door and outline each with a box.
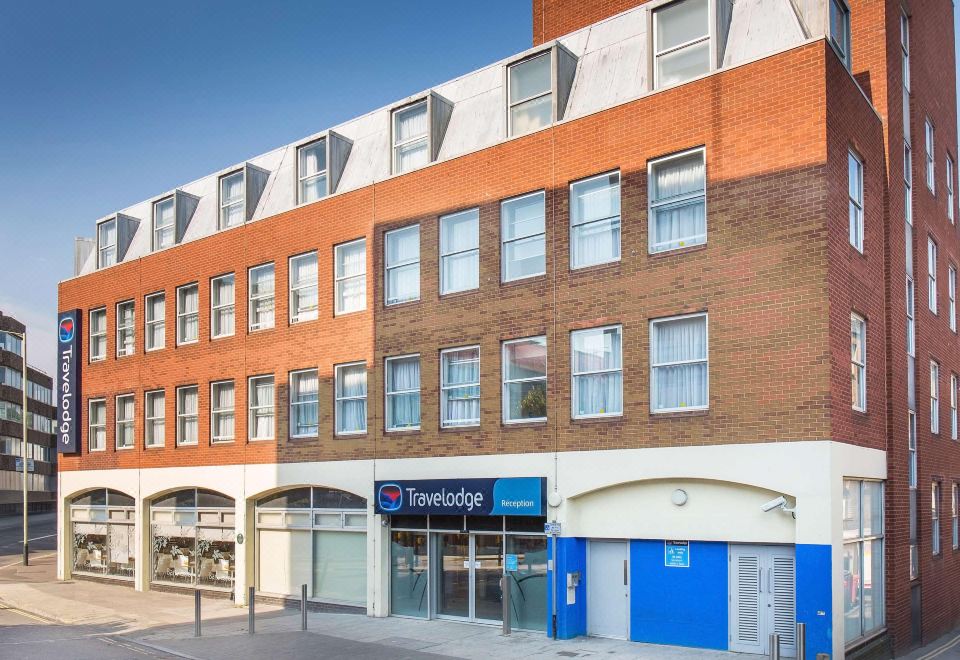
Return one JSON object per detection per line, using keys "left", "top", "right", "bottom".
{"left": 729, "top": 545, "right": 796, "bottom": 657}
{"left": 730, "top": 547, "right": 764, "bottom": 654}
{"left": 771, "top": 550, "right": 797, "bottom": 657}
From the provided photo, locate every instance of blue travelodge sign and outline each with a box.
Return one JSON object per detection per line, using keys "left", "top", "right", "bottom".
{"left": 57, "top": 309, "right": 82, "bottom": 453}
{"left": 374, "top": 477, "right": 546, "bottom": 516}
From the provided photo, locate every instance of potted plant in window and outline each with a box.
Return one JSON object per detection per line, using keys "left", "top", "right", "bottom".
{"left": 520, "top": 385, "right": 547, "bottom": 419}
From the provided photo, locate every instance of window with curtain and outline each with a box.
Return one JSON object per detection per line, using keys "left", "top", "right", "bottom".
{"left": 89, "top": 399, "right": 106, "bottom": 451}
{"left": 571, "top": 172, "right": 620, "bottom": 269}
{"left": 0, "top": 367, "right": 22, "bottom": 390}
{"left": 290, "top": 369, "right": 319, "bottom": 438}
{"left": 906, "top": 277, "right": 916, "bottom": 355}
{"left": 925, "top": 120, "right": 935, "bottom": 192}
{"left": 508, "top": 52, "right": 551, "bottom": 137}
{"left": 829, "top": 0, "right": 851, "bottom": 68}
{"left": 503, "top": 337, "right": 547, "bottom": 423}
{"left": 928, "top": 237, "right": 937, "bottom": 312}
{"left": 501, "top": 191, "right": 546, "bottom": 282}
{"left": 393, "top": 100, "right": 428, "bottom": 173}
{"left": 115, "top": 394, "right": 134, "bottom": 449}
{"left": 298, "top": 139, "right": 327, "bottom": 204}
{"left": 842, "top": 479, "right": 884, "bottom": 643}
{"left": 116, "top": 301, "right": 135, "bottom": 357}
{"left": 289, "top": 252, "right": 318, "bottom": 323}
{"left": 931, "top": 360, "right": 940, "bottom": 434}
{"left": 848, "top": 151, "right": 864, "bottom": 252}
{"left": 386, "top": 355, "right": 420, "bottom": 431}
{"left": 653, "top": 0, "right": 710, "bottom": 89}
{"left": 153, "top": 196, "right": 175, "bottom": 250}
{"left": 98, "top": 218, "right": 116, "bottom": 268}
{"left": 219, "top": 170, "right": 245, "bottom": 229}
{"left": 571, "top": 326, "right": 622, "bottom": 418}
{"left": 385, "top": 225, "right": 420, "bottom": 305}
{"left": 651, "top": 314, "right": 708, "bottom": 413}
{"left": 649, "top": 149, "right": 706, "bottom": 253}
{"left": 176, "top": 386, "right": 199, "bottom": 446}
{"left": 335, "top": 239, "right": 366, "bottom": 314}
{"left": 176, "top": 284, "right": 199, "bottom": 345}
{"left": 211, "top": 274, "right": 235, "bottom": 338}
{"left": 908, "top": 411, "right": 917, "bottom": 490}
{"left": 145, "top": 390, "right": 165, "bottom": 448}
{"left": 952, "top": 374, "right": 958, "bottom": 440}
{"left": 440, "top": 209, "right": 479, "bottom": 294}
{"left": 335, "top": 363, "right": 367, "bottom": 435}
{"left": 953, "top": 483, "right": 959, "bottom": 550}
{"left": 145, "top": 293, "right": 165, "bottom": 351}
{"left": 210, "top": 381, "right": 235, "bottom": 443}
{"left": 933, "top": 482, "right": 942, "bottom": 555}
{"left": 441, "top": 347, "right": 480, "bottom": 427}
{"left": 850, "top": 314, "right": 866, "bottom": 412}
{"left": 948, "top": 156, "right": 955, "bottom": 223}
{"left": 248, "top": 375, "right": 275, "bottom": 441}
{"left": 950, "top": 265, "right": 957, "bottom": 332}
{"left": 90, "top": 308, "right": 107, "bottom": 361}
{"left": 249, "top": 263, "right": 275, "bottom": 331}
{"left": 904, "top": 143, "right": 913, "bottom": 225}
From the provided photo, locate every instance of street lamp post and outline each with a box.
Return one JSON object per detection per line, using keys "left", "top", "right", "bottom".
{"left": 6, "top": 330, "right": 29, "bottom": 566}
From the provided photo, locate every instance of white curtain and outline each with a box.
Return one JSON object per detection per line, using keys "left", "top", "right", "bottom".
{"left": 180, "top": 287, "right": 198, "bottom": 340}
{"left": 213, "top": 383, "right": 235, "bottom": 439}
{"left": 652, "top": 153, "right": 706, "bottom": 251}
{"left": 250, "top": 266, "right": 275, "bottom": 328}
{"left": 574, "top": 372, "right": 622, "bottom": 417}
{"left": 214, "top": 278, "right": 235, "bottom": 334}
{"left": 291, "top": 255, "right": 318, "bottom": 318}
{"left": 443, "top": 349, "right": 480, "bottom": 425}
{"left": 503, "top": 193, "right": 544, "bottom": 241}
{"left": 292, "top": 372, "right": 319, "bottom": 435}
{"left": 148, "top": 393, "right": 165, "bottom": 445}
{"left": 337, "top": 366, "right": 367, "bottom": 433}
{"left": 118, "top": 397, "right": 134, "bottom": 446}
{"left": 155, "top": 198, "right": 175, "bottom": 248}
{"left": 440, "top": 211, "right": 480, "bottom": 291}
{"left": 394, "top": 103, "right": 428, "bottom": 171}
{"left": 572, "top": 174, "right": 620, "bottom": 267}
{"left": 251, "top": 378, "right": 274, "bottom": 438}
{"left": 337, "top": 241, "right": 366, "bottom": 313}
{"left": 572, "top": 328, "right": 622, "bottom": 416}
{"left": 299, "top": 140, "right": 326, "bottom": 178}
{"left": 179, "top": 389, "right": 198, "bottom": 443}
{"left": 387, "top": 227, "right": 420, "bottom": 303}
{"left": 653, "top": 317, "right": 708, "bottom": 410}
{"left": 387, "top": 357, "right": 420, "bottom": 429}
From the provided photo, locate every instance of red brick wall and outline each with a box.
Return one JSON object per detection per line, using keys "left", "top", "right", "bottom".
{"left": 533, "top": 0, "right": 650, "bottom": 45}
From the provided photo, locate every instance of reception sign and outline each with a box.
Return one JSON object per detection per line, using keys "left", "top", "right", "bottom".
{"left": 375, "top": 477, "right": 546, "bottom": 516}
{"left": 57, "top": 309, "right": 82, "bottom": 453}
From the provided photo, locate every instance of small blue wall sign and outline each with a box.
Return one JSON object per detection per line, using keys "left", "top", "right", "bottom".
{"left": 665, "top": 540, "right": 690, "bottom": 568}
{"left": 505, "top": 553, "right": 518, "bottom": 572}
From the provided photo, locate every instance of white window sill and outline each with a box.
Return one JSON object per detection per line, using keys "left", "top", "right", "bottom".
{"left": 504, "top": 417, "right": 547, "bottom": 425}
{"left": 176, "top": 441, "right": 198, "bottom": 447}
{"left": 177, "top": 340, "right": 199, "bottom": 347}
{"left": 572, "top": 412, "right": 622, "bottom": 420}
{"left": 386, "top": 426, "right": 421, "bottom": 433}
{"left": 441, "top": 422, "right": 480, "bottom": 429}
{"left": 211, "top": 439, "right": 235, "bottom": 445}
{"left": 651, "top": 406, "right": 709, "bottom": 415}
{"left": 146, "top": 347, "right": 164, "bottom": 353}
{"left": 571, "top": 258, "right": 620, "bottom": 271}
{"left": 336, "top": 430, "right": 367, "bottom": 437}
{"left": 249, "top": 437, "right": 275, "bottom": 442}
{"left": 290, "top": 434, "right": 319, "bottom": 440}
{"left": 116, "top": 445, "right": 135, "bottom": 451}
{"left": 211, "top": 333, "right": 235, "bottom": 340}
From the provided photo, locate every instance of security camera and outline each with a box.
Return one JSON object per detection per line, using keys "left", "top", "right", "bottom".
{"left": 761, "top": 496, "right": 788, "bottom": 512}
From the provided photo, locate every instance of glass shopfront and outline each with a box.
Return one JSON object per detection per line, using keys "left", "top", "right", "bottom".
{"left": 70, "top": 489, "right": 136, "bottom": 579}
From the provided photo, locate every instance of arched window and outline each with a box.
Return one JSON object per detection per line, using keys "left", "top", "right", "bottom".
{"left": 70, "top": 488, "right": 135, "bottom": 580}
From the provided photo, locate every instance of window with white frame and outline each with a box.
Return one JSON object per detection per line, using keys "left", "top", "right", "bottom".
{"left": 651, "top": 314, "right": 708, "bottom": 413}
{"left": 219, "top": 170, "right": 245, "bottom": 229}
{"left": 829, "top": 0, "right": 851, "bottom": 68}
{"left": 116, "top": 301, "right": 134, "bottom": 357}
{"left": 145, "top": 292, "right": 165, "bottom": 351}
{"left": 901, "top": 13, "right": 910, "bottom": 91}
{"left": 571, "top": 325, "right": 622, "bottom": 418}
{"left": 248, "top": 375, "right": 275, "bottom": 441}
{"left": 88, "top": 399, "right": 106, "bottom": 451}
{"left": 89, "top": 308, "right": 106, "bottom": 361}
{"left": 385, "top": 225, "right": 420, "bottom": 305}
{"left": 503, "top": 337, "right": 547, "bottom": 423}
{"left": 335, "top": 239, "right": 367, "bottom": 314}
{"left": 948, "top": 156, "right": 956, "bottom": 223}
{"left": 508, "top": 52, "right": 551, "bottom": 136}
{"left": 249, "top": 263, "right": 275, "bottom": 331}
{"left": 905, "top": 142, "right": 913, "bottom": 225}
{"left": 653, "top": 0, "right": 710, "bottom": 89}
{"left": 385, "top": 355, "right": 420, "bottom": 431}
{"left": 933, "top": 482, "right": 942, "bottom": 555}
{"left": 97, "top": 218, "right": 116, "bottom": 268}
{"left": 501, "top": 191, "right": 545, "bottom": 282}
{"left": 932, "top": 360, "right": 940, "bottom": 434}
{"left": 908, "top": 410, "right": 917, "bottom": 489}
{"left": 145, "top": 390, "right": 165, "bottom": 448}
{"left": 441, "top": 347, "right": 480, "bottom": 427}
{"left": 115, "top": 394, "right": 134, "bottom": 449}
{"left": 393, "top": 100, "right": 428, "bottom": 173}
{"left": 210, "top": 380, "right": 235, "bottom": 444}
{"left": 176, "top": 385, "right": 198, "bottom": 446}
{"left": 440, "top": 209, "right": 479, "bottom": 294}
{"left": 210, "top": 274, "right": 235, "bottom": 338}
{"left": 953, "top": 483, "right": 959, "bottom": 550}
{"left": 289, "top": 252, "right": 318, "bottom": 323}
{"left": 176, "top": 283, "right": 199, "bottom": 345}
{"left": 849, "top": 150, "right": 864, "bottom": 252}
{"left": 929, "top": 237, "right": 938, "bottom": 313}
{"left": 925, "top": 120, "right": 935, "bottom": 193}
{"left": 906, "top": 277, "right": 916, "bottom": 355}
{"left": 649, "top": 148, "right": 706, "bottom": 253}
{"left": 153, "top": 196, "right": 175, "bottom": 250}
{"left": 851, "top": 314, "right": 866, "bottom": 412}
{"left": 842, "top": 479, "right": 884, "bottom": 643}
{"left": 952, "top": 373, "right": 958, "bottom": 440}
{"left": 571, "top": 171, "right": 620, "bottom": 269}
{"left": 335, "top": 363, "right": 367, "bottom": 435}
{"left": 951, "top": 265, "right": 957, "bottom": 332}
{"left": 290, "top": 369, "right": 319, "bottom": 438}
{"left": 298, "top": 139, "right": 327, "bottom": 204}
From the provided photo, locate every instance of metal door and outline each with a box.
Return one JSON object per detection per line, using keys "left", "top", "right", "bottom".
{"left": 587, "top": 540, "right": 629, "bottom": 639}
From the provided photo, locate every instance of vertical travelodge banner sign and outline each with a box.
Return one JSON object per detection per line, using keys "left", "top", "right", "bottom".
{"left": 374, "top": 477, "right": 546, "bottom": 516}
{"left": 57, "top": 309, "right": 81, "bottom": 453}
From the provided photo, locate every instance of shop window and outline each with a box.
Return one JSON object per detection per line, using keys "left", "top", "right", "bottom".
{"left": 842, "top": 479, "right": 884, "bottom": 644}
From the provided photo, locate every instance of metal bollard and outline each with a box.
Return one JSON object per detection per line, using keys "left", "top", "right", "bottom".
{"left": 769, "top": 633, "right": 781, "bottom": 660}
{"left": 194, "top": 589, "right": 201, "bottom": 637}
{"left": 501, "top": 575, "right": 511, "bottom": 636}
{"left": 248, "top": 586, "right": 255, "bottom": 635}
{"left": 796, "top": 622, "right": 806, "bottom": 660}
{"left": 301, "top": 584, "right": 308, "bottom": 631}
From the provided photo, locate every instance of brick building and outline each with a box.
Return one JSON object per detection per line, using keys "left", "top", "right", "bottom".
{"left": 55, "top": 1, "right": 959, "bottom": 657}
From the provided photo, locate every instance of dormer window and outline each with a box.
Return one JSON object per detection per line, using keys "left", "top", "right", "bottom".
{"left": 653, "top": 0, "right": 710, "bottom": 89}
{"left": 97, "top": 218, "right": 116, "bottom": 268}
{"left": 508, "top": 52, "right": 551, "bottom": 136}
{"left": 153, "top": 196, "right": 175, "bottom": 250}
{"left": 393, "top": 100, "right": 428, "bottom": 173}
{"left": 219, "top": 170, "right": 245, "bottom": 229}
{"left": 298, "top": 139, "right": 327, "bottom": 204}
{"left": 829, "top": 0, "right": 851, "bottom": 69}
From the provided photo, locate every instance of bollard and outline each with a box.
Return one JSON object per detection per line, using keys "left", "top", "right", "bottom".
{"left": 194, "top": 589, "right": 201, "bottom": 637}
{"left": 769, "top": 633, "right": 781, "bottom": 660}
{"left": 501, "top": 575, "right": 511, "bottom": 636}
{"left": 301, "top": 584, "right": 308, "bottom": 631}
{"left": 248, "top": 586, "right": 255, "bottom": 635}
{"left": 796, "top": 622, "right": 806, "bottom": 660}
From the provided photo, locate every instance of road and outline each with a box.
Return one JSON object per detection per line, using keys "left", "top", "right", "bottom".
{"left": 0, "top": 511, "right": 57, "bottom": 570}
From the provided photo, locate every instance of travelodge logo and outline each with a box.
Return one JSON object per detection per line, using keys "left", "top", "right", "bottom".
{"left": 378, "top": 483, "right": 403, "bottom": 512}
{"left": 58, "top": 316, "right": 75, "bottom": 343}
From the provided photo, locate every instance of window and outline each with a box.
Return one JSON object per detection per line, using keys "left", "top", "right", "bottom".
{"left": 210, "top": 381, "right": 235, "bottom": 444}
{"left": 929, "top": 237, "right": 938, "bottom": 313}
{"left": 653, "top": 0, "right": 710, "bottom": 88}
{"left": 385, "top": 355, "right": 420, "bottom": 431}
{"left": 953, "top": 483, "right": 959, "bottom": 550}
{"left": 153, "top": 196, "right": 175, "bottom": 250}
{"left": 210, "top": 274, "right": 235, "bottom": 338}
{"left": 289, "top": 252, "right": 318, "bottom": 323}
{"left": 385, "top": 225, "right": 420, "bottom": 305}
{"left": 335, "top": 363, "right": 367, "bottom": 435}
{"left": 88, "top": 399, "right": 106, "bottom": 452}
{"left": 335, "top": 239, "right": 366, "bottom": 314}
{"left": 933, "top": 482, "right": 942, "bottom": 555}
{"left": 440, "top": 209, "right": 480, "bottom": 294}
{"left": 116, "top": 301, "right": 134, "bottom": 357}
{"left": 948, "top": 156, "right": 956, "bottom": 223}
{"left": 0, "top": 332, "right": 22, "bottom": 356}
{"left": 906, "top": 277, "right": 916, "bottom": 355}
{"left": 571, "top": 325, "right": 623, "bottom": 418}
{"left": 649, "top": 148, "right": 706, "bottom": 253}
{"left": 89, "top": 308, "right": 106, "bottom": 361}
{"left": 176, "top": 284, "right": 199, "bottom": 345}
{"left": 503, "top": 337, "right": 547, "bottom": 423}
{"left": 952, "top": 374, "right": 958, "bottom": 440}
{"left": 905, "top": 142, "right": 913, "bottom": 225}
{"left": 829, "top": 0, "right": 851, "bottom": 68}
{"left": 850, "top": 314, "right": 866, "bottom": 412}
{"left": 848, "top": 151, "right": 864, "bottom": 252}
{"left": 298, "top": 139, "right": 327, "bottom": 204}
{"left": 440, "top": 347, "right": 480, "bottom": 428}
{"left": 901, "top": 13, "right": 910, "bottom": 91}
{"left": 176, "top": 385, "right": 199, "bottom": 446}
{"left": 115, "top": 394, "right": 134, "bottom": 449}
{"left": 651, "top": 314, "right": 708, "bottom": 413}
{"left": 501, "top": 191, "right": 545, "bottom": 282}
{"left": 0, "top": 367, "right": 21, "bottom": 390}
{"left": 219, "top": 170, "right": 244, "bottom": 229}
{"left": 925, "top": 120, "right": 935, "bottom": 193}
{"left": 97, "top": 218, "right": 116, "bottom": 268}
{"left": 145, "top": 390, "right": 165, "bottom": 448}
{"left": 931, "top": 360, "right": 940, "bottom": 434}
{"left": 249, "top": 264, "right": 275, "bottom": 331}
{"left": 145, "top": 293, "right": 165, "bottom": 351}
{"left": 393, "top": 100, "right": 428, "bottom": 173}
{"left": 248, "top": 375, "right": 275, "bottom": 441}
{"left": 0, "top": 401, "right": 21, "bottom": 424}
{"left": 508, "top": 52, "right": 551, "bottom": 136}
{"left": 842, "top": 479, "right": 884, "bottom": 643}
{"left": 290, "top": 369, "right": 319, "bottom": 438}
{"left": 570, "top": 171, "right": 620, "bottom": 269}
{"left": 908, "top": 410, "right": 917, "bottom": 489}
{"left": 951, "top": 266, "right": 957, "bottom": 332}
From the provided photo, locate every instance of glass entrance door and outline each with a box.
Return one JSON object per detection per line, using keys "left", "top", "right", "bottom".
{"left": 437, "top": 533, "right": 469, "bottom": 618}
{"left": 473, "top": 534, "right": 503, "bottom": 622}
{"left": 434, "top": 532, "right": 504, "bottom": 622}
